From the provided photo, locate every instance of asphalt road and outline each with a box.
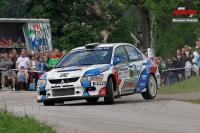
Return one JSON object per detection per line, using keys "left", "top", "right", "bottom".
{"left": 0, "top": 91, "right": 200, "bottom": 133}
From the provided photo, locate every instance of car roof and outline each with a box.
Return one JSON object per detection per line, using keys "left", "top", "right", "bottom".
{"left": 72, "top": 43, "right": 136, "bottom": 50}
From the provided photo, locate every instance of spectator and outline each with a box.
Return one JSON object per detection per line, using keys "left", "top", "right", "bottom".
{"left": 61, "top": 50, "right": 67, "bottom": 57}
{"left": 12, "top": 48, "right": 18, "bottom": 58}
{"left": 0, "top": 53, "right": 14, "bottom": 70}
{"left": 17, "top": 66, "right": 28, "bottom": 91}
{"left": 182, "top": 45, "right": 199, "bottom": 79}
{"left": 26, "top": 51, "right": 32, "bottom": 60}
{"left": 54, "top": 48, "right": 62, "bottom": 58}
{"left": 14, "top": 37, "right": 25, "bottom": 47}
{"left": 8, "top": 38, "right": 14, "bottom": 46}
{"left": 8, "top": 53, "right": 16, "bottom": 69}
{"left": 0, "top": 38, "right": 9, "bottom": 53}
{"left": 173, "top": 49, "right": 184, "bottom": 82}
{"left": 29, "top": 54, "right": 38, "bottom": 84}
{"left": 37, "top": 57, "right": 48, "bottom": 78}
{"left": 196, "top": 41, "right": 199, "bottom": 46}
{"left": 189, "top": 47, "right": 193, "bottom": 52}
{"left": 16, "top": 52, "right": 30, "bottom": 70}
{"left": 34, "top": 50, "right": 40, "bottom": 60}
{"left": 0, "top": 38, "right": 9, "bottom": 46}
{"left": 144, "top": 51, "right": 148, "bottom": 58}
{"left": 2, "top": 67, "right": 16, "bottom": 91}
{"left": 193, "top": 46, "right": 200, "bottom": 67}
{"left": 44, "top": 56, "right": 50, "bottom": 70}
{"left": 181, "top": 48, "right": 185, "bottom": 54}
{"left": 164, "top": 58, "right": 174, "bottom": 86}
{"left": 21, "top": 48, "right": 26, "bottom": 53}
{"left": 45, "top": 52, "right": 50, "bottom": 63}
{"left": 48, "top": 52, "right": 60, "bottom": 69}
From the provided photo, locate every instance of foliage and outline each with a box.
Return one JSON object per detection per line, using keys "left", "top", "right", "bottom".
{"left": 158, "top": 76, "right": 200, "bottom": 94}
{"left": 184, "top": 99, "right": 200, "bottom": 104}
{"left": 0, "top": 109, "right": 56, "bottom": 133}
{"left": 23, "top": 0, "right": 106, "bottom": 50}
{"left": 0, "top": 0, "right": 26, "bottom": 18}
{"left": 107, "top": 27, "right": 135, "bottom": 44}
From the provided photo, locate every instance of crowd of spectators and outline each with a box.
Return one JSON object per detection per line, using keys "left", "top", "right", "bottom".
{"left": 0, "top": 38, "right": 67, "bottom": 91}
{"left": 151, "top": 38, "right": 200, "bottom": 86}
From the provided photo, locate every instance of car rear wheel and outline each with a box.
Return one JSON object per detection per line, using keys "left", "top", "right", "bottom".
{"left": 141, "top": 74, "right": 157, "bottom": 100}
{"left": 43, "top": 101, "right": 55, "bottom": 106}
{"left": 85, "top": 97, "right": 99, "bottom": 103}
{"left": 104, "top": 77, "right": 114, "bottom": 104}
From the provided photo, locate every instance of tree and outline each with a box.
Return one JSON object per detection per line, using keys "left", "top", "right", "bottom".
{"left": 107, "top": 27, "right": 135, "bottom": 44}
{"left": 0, "top": 0, "right": 26, "bottom": 18}
{"left": 24, "top": 0, "right": 106, "bottom": 50}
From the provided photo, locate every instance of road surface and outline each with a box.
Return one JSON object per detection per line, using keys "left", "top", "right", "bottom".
{"left": 0, "top": 91, "right": 200, "bottom": 133}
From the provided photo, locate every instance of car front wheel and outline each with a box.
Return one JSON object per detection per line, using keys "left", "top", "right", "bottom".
{"left": 141, "top": 74, "right": 157, "bottom": 100}
{"left": 104, "top": 77, "right": 114, "bottom": 104}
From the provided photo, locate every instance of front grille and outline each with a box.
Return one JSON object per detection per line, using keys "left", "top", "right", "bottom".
{"left": 63, "top": 78, "right": 79, "bottom": 83}
{"left": 49, "top": 78, "right": 79, "bottom": 84}
{"left": 49, "top": 79, "right": 62, "bottom": 84}
{"left": 53, "top": 88, "right": 75, "bottom": 96}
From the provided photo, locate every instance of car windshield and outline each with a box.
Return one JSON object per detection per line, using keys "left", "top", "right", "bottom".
{"left": 55, "top": 47, "right": 113, "bottom": 68}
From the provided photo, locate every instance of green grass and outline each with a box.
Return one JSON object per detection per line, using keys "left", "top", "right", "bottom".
{"left": 158, "top": 76, "right": 200, "bottom": 94}
{"left": 0, "top": 109, "right": 56, "bottom": 133}
{"left": 184, "top": 99, "right": 200, "bottom": 104}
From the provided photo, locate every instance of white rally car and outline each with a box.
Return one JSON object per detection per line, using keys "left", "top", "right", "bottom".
{"left": 37, "top": 43, "right": 161, "bottom": 106}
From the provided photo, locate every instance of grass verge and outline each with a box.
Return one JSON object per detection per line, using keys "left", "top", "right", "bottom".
{"left": 184, "top": 99, "right": 200, "bottom": 104}
{"left": 0, "top": 109, "right": 56, "bottom": 133}
{"left": 158, "top": 76, "right": 200, "bottom": 94}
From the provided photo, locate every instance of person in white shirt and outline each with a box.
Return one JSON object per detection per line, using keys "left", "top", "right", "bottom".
{"left": 16, "top": 52, "right": 30, "bottom": 70}
{"left": 183, "top": 45, "right": 199, "bottom": 79}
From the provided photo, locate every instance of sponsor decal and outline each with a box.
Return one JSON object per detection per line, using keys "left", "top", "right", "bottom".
{"left": 125, "top": 82, "right": 134, "bottom": 87}
{"left": 172, "top": 1, "right": 198, "bottom": 22}
{"left": 93, "top": 82, "right": 106, "bottom": 86}
{"left": 124, "top": 70, "right": 128, "bottom": 74}
{"left": 156, "top": 75, "right": 161, "bottom": 79}
{"left": 118, "top": 65, "right": 128, "bottom": 71}
{"left": 141, "top": 75, "right": 147, "bottom": 80}
{"left": 122, "top": 89, "right": 134, "bottom": 94}
{"left": 98, "top": 86, "right": 106, "bottom": 96}
{"left": 113, "top": 67, "right": 121, "bottom": 85}
{"left": 139, "top": 83, "right": 146, "bottom": 87}
{"left": 60, "top": 73, "right": 68, "bottom": 77}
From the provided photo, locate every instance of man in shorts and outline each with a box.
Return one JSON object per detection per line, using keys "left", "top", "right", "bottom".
{"left": 2, "top": 67, "right": 16, "bottom": 90}
{"left": 182, "top": 45, "right": 199, "bottom": 79}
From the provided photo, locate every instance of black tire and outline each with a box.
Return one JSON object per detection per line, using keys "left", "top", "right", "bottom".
{"left": 43, "top": 101, "right": 55, "bottom": 106}
{"left": 141, "top": 74, "right": 157, "bottom": 100}
{"left": 55, "top": 101, "right": 64, "bottom": 104}
{"left": 104, "top": 77, "right": 114, "bottom": 104}
{"left": 85, "top": 97, "right": 99, "bottom": 103}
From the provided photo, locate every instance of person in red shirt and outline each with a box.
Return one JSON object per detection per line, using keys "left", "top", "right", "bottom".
{"left": 54, "top": 48, "right": 62, "bottom": 58}
{"left": 1, "top": 38, "right": 9, "bottom": 46}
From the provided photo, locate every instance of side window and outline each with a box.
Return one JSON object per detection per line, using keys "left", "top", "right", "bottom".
{"left": 114, "top": 46, "right": 129, "bottom": 64}
{"left": 124, "top": 46, "right": 141, "bottom": 61}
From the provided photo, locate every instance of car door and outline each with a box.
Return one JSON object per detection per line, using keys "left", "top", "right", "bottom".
{"left": 113, "top": 46, "right": 130, "bottom": 95}
{"left": 121, "top": 45, "right": 145, "bottom": 94}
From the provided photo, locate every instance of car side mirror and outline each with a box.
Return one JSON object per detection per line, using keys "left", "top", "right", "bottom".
{"left": 147, "top": 48, "right": 154, "bottom": 59}
{"left": 113, "top": 57, "right": 120, "bottom": 65}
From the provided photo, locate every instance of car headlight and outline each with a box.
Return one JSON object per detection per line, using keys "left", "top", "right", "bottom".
{"left": 81, "top": 74, "right": 104, "bottom": 81}
{"left": 37, "top": 79, "right": 47, "bottom": 86}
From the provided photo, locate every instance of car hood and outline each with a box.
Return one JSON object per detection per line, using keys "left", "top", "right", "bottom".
{"left": 46, "top": 64, "right": 112, "bottom": 79}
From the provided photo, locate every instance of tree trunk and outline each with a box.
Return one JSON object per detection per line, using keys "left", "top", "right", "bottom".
{"left": 140, "top": 8, "right": 150, "bottom": 51}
